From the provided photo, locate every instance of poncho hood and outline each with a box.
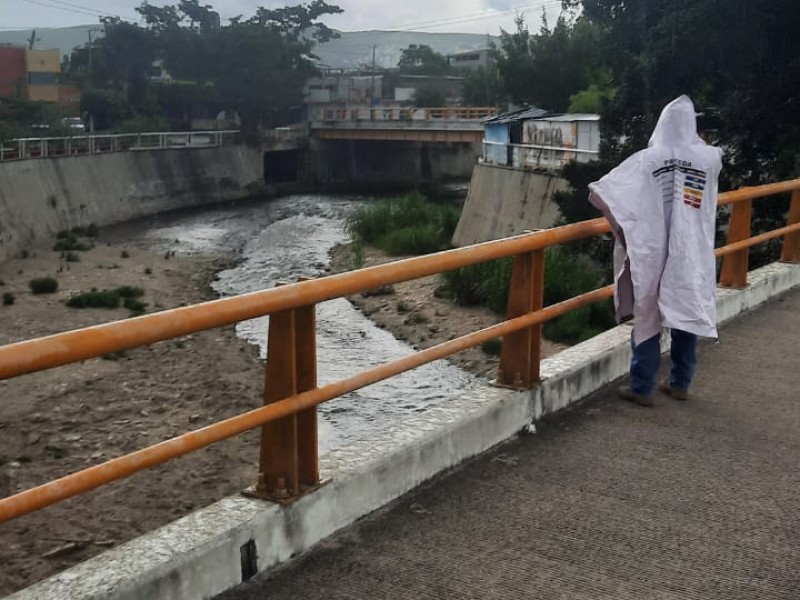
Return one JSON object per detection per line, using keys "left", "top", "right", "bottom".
{"left": 648, "top": 94, "right": 703, "bottom": 148}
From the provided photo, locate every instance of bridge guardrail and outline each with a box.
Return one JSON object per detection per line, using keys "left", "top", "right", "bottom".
{"left": 0, "top": 179, "right": 798, "bottom": 522}
{"left": 0, "top": 130, "right": 240, "bottom": 162}
{"left": 314, "top": 106, "right": 497, "bottom": 123}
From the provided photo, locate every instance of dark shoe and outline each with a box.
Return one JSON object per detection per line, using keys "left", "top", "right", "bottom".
{"left": 618, "top": 386, "right": 655, "bottom": 407}
{"left": 658, "top": 381, "right": 689, "bottom": 401}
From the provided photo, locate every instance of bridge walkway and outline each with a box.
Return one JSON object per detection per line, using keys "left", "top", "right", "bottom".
{"left": 218, "top": 289, "right": 800, "bottom": 600}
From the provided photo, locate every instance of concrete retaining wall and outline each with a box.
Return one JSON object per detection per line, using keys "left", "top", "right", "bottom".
{"left": 0, "top": 146, "right": 265, "bottom": 262}
{"left": 12, "top": 261, "right": 799, "bottom": 600}
{"left": 452, "top": 162, "right": 567, "bottom": 247}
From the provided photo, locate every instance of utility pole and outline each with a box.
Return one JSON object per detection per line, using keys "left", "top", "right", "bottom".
{"left": 87, "top": 27, "right": 100, "bottom": 134}
{"left": 371, "top": 44, "right": 377, "bottom": 106}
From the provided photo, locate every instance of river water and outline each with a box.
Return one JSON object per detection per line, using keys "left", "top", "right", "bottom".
{"left": 142, "top": 195, "right": 480, "bottom": 454}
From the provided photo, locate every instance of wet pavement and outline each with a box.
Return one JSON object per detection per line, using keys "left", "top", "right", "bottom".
{"left": 216, "top": 289, "right": 800, "bottom": 600}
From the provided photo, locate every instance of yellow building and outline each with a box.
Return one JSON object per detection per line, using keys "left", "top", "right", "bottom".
{"left": 25, "top": 49, "right": 60, "bottom": 102}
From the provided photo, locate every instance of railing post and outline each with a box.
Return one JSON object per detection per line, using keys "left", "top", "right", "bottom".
{"left": 719, "top": 199, "right": 752, "bottom": 288}
{"left": 498, "top": 249, "right": 545, "bottom": 388}
{"left": 781, "top": 189, "right": 800, "bottom": 263}
{"left": 255, "top": 298, "right": 319, "bottom": 503}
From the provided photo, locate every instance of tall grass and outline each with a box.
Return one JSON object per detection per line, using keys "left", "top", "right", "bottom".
{"left": 438, "top": 248, "right": 615, "bottom": 344}
{"left": 346, "top": 191, "right": 461, "bottom": 256}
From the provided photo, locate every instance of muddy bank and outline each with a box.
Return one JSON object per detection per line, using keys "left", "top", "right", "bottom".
{"left": 0, "top": 237, "right": 265, "bottom": 596}
{"left": 328, "top": 243, "right": 566, "bottom": 378}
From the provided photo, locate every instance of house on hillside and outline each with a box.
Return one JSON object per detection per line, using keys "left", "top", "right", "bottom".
{"left": 447, "top": 48, "right": 496, "bottom": 72}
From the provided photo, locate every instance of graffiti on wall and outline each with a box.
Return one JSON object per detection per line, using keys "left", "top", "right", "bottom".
{"left": 523, "top": 121, "right": 576, "bottom": 149}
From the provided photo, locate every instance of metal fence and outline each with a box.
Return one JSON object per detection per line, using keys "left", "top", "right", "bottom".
{"left": 0, "top": 130, "right": 240, "bottom": 162}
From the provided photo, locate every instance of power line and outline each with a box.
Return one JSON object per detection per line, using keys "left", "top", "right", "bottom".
{"left": 9, "top": 0, "right": 145, "bottom": 24}
{"left": 396, "top": 0, "right": 565, "bottom": 31}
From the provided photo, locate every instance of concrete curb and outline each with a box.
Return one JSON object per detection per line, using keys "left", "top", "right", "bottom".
{"left": 10, "top": 262, "right": 799, "bottom": 600}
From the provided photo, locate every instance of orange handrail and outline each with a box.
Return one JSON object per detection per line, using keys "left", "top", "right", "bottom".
{"left": 0, "top": 178, "right": 798, "bottom": 522}
{"left": 0, "top": 218, "right": 611, "bottom": 381}
{"left": 0, "top": 286, "right": 613, "bottom": 522}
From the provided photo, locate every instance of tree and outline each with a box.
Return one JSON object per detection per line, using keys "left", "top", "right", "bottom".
{"left": 462, "top": 66, "right": 502, "bottom": 107}
{"left": 413, "top": 84, "right": 447, "bottom": 108}
{"left": 496, "top": 14, "right": 608, "bottom": 112}
{"left": 397, "top": 44, "right": 450, "bottom": 75}
{"left": 570, "top": 0, "right": 800, "bottom": 186}
{"left": 68, "top": 1, "right": 343, "bottom": 135}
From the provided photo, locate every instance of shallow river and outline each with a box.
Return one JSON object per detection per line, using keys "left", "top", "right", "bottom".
{"left": 142, "top": 195, "right": 480, "bottom": 454}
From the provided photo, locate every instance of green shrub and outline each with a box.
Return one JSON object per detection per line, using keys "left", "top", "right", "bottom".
{"left": 382, "top": 225, "right": 442, "bottom": 255}
{"left": 350, "top": 240, "right": 364, "bottom": 269}
{"left": 0, "top": 280, "right": 5, "bottom": 286}
{"left": 64, "top": 252, "right": 81, "bottom": 262}
{"left": 115, "top": 286, "right": 144, "bottom": 299}
{"left": 66, "top": 290, "right": 121, "bottom": 309}
{"left": 144, "top": 267, "right": 153, "bottom": 275}
{"left": 53, "top": 237, "right": 92, "bottom": 252}
{"left": 2, "top": 292, "right": 14, "bottom": 306}
{"left": 123, "top": 297, "right": 148, "bottom": 314}
{"left": 29, "top": 277, "right": 59, "bottom": 294}
{"left": 70, "top": 224, "right": 99, "bottom": 238}
{"left": 101, "top": 350, "right": 128, "bottom": 361}
{"left": 66, "top": 286, "right": 146, "bottom": 313}
{"left": 121, "top": 250, "right": 130, "bottom": 259}
{"left": 345, "top": 191, "right": 461, "bottom": 256}
{"left": 439, "top": 258, "right": 513, "bottom": 314}
{"left": 437, "top": 248, "right": 615, "bottom": 344}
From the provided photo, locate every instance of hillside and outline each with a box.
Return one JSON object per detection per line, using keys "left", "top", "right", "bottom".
{"left": 0, "top": 26, "right": 495, "bottom": 68}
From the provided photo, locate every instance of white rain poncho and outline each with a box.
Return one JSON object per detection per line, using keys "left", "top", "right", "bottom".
{"left": 588, "top": 95, "right": 723, "bottom": 345}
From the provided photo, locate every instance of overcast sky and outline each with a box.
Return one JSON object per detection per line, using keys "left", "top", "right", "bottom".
{"left": 2, "top": 0, "right": 566, "bottom": 34}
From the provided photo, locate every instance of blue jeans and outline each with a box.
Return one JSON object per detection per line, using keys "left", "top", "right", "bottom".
{"left": 630, "top": 329, "right": 697, "bottom": 396}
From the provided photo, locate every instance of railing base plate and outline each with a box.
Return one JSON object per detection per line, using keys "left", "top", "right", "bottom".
{"left": 241, "top": 480, "right": 330, "bottom": 506}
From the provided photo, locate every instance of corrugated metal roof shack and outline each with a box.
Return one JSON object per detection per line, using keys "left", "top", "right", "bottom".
{"left": 481, "top": 109, "right": 600, "bottom": 171}
{"left": 482, "top": 107, "right": 550, "bottom": 167}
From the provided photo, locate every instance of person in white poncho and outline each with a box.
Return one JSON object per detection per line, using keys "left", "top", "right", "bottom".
{"left": 588, "top": 95, "right": 723, "bottom": 406}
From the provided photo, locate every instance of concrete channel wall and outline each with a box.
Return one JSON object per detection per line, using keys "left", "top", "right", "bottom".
{"left": 452, "top": 162, "right": 568, "bottom": 247}
{"left": 0, "top": 146, "right": 264, "bottom": 262}
{"left": 11, "top": 261, "right": 800, "bottom": 600}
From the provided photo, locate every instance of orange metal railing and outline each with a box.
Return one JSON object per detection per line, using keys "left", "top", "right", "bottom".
{"left": 0, "top": 179, "right": 798, "bottom": 522}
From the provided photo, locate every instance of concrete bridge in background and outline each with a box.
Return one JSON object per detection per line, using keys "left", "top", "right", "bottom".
{"left": 308, "top": 106, "right": 494, "bottom": 143}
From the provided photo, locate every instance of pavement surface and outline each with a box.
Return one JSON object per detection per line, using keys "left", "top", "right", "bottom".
{"left": 217, "top": 290, "right": 800, "bottom": 600}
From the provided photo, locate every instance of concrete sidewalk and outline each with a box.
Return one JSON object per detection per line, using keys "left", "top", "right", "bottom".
{"left": 218, "top": 289, "right": 800, "bottom": 600}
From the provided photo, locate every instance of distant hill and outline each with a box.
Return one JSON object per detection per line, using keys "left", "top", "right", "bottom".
{"left": 0, "top": 26, "right": 495, "bottom": 69}
{"left": 315, "top": 30, "right": 496, "bottom": 70}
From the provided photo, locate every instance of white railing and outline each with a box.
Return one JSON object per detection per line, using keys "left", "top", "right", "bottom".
{"left": 482, "top": 140, "right": 599, "bottom": 171}
{"left": 0, "top": 130, "right": 240, "bottom": 162}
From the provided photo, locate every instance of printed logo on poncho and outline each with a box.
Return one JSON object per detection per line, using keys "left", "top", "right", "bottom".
{"left": 682, "top": 167, "right": 707, "bottom": 209}
{"left": 652, "top": 162, "right": 708, "bottom": 211}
